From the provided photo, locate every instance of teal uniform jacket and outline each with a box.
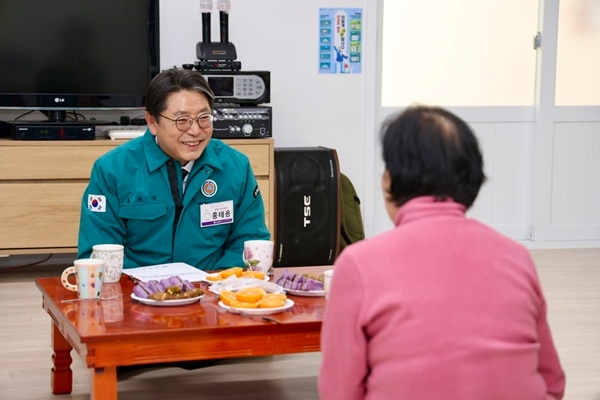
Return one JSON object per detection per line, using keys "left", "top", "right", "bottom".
{"left": 77, "top": 131, "right": 270, "bottom": 270}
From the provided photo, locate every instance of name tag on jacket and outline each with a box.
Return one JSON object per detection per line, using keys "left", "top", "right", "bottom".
{"left": 200, "top": 200, "right": 234, "bottom": 227}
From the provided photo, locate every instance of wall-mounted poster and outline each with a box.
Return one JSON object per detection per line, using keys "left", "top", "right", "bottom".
{"left": 319, "top": 8, "right": 362, "bottom": 74}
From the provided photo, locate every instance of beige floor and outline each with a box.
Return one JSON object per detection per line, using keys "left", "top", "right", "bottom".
{"left": 0, "top": 248, "right": 599, "bottom": 399}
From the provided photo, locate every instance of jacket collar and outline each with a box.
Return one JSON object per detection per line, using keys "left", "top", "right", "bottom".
{"left": 142, "top": 131, "right": 223, "bottom": 173}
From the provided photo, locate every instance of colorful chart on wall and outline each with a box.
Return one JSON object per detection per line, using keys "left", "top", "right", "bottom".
{"left": 319, "top": 8, "right": 363, "bottom": 74}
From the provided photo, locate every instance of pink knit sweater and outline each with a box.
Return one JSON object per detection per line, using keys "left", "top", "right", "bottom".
{"left": 319, "top": 196, "right": 565, "bottom": 400}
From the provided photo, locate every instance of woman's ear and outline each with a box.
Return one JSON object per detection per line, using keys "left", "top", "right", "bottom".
{"left": 382, "top": 169, "right": 399, "bottom": 222}
{"left": 381, "top": 169, "right": 391, "bottom": 194}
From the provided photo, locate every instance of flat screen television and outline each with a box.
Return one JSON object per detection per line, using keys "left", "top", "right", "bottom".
{"left": 0, "top": 0, "right": 160, "bottom": 123}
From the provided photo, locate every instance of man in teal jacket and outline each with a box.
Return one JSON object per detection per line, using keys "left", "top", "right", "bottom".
{"left": 77, "top": 68, "right": 270, "bottom": 270}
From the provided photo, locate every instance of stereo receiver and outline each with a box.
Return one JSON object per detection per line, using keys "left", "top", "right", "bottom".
{"left": 212, "top": 106, "right": 272, "bottom": 139}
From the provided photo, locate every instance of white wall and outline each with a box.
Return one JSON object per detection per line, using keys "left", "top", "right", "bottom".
{"left": 2, "top": 0, "right": 598, "bottom": 251}
{"left": 159, "top": 0, "right": 370, "bottom": 207}
{"left": 0, "top": 0, "right": 373, "bottom": 228}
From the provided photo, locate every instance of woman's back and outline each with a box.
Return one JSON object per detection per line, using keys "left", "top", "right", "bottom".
{"left": 319, "top": 197, "right": 565, "bottom": 400}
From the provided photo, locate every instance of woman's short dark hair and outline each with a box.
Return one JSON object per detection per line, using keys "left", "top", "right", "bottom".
{"left": 144, "top": 68, "right": 215, "bottom": 117}
{"left": 381, "top": 105, "right": 486, "bottom": 209}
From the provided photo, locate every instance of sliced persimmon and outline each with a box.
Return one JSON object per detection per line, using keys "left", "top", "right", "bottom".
{"left": 258, "top": 298, "right": 286, "bottom": 308}
{"left": 242, "top": 270, "right": 265, "bottom": 280}
{"left": 236, "top": 287, "right": 266, "bottom": 303}
{"left": 220, "top": 267, "right": 243, "bottom": 279}
{"left": 229, "top": 300, "right": 259, "bottom": 309}
{"left": 262, "top": 293, "right": 287, "bottom": 301}
{"left": 219, "top": 290, "right": 238, "bottom": 306}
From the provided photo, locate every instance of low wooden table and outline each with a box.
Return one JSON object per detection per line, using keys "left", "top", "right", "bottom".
{"left": 35, "top": 266, "right": 329, "bottom": 399}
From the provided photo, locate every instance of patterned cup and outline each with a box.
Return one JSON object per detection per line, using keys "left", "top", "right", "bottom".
{"left": 91, "top": 244, "right": 124, "bottom": 283}
{"left": 243, "top": 240, "right": 274, "bottom": 276}
{"left": 61, "top": 259, "right": 105, "bottom": 299}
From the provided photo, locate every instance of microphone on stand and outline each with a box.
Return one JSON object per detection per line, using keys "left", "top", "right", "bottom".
{"left": 200, "top": 0, "right": 213, "bottom": 44}
{"left": 217, "top": 0, "right": 231, "bottom": 43}
{"left": 196, "top": 0, "right": 238, "bottom": 65}
{"left": 200, "top": 0, "right": 213, "bottom": 13}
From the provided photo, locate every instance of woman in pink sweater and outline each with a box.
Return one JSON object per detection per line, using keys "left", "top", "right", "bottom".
{"left": 319, "top": 106, "right": 565, "bottom": 400}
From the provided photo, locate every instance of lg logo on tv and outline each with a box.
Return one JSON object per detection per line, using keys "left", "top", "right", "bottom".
{"left": 54, "top": 97, "right": 65, "bottom": 103}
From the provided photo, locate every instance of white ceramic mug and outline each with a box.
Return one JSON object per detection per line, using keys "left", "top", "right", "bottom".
{"left": 61, "top": 259, "right": 105, "bottom": 299}
{"left": 243, "top": 240, "right": 274, "bottom": 275}
{"left": 324, "top": 269, "right": 334, "bottom": 299}
{"left": 91, "top": 244, "right": 124, "bottom": 283}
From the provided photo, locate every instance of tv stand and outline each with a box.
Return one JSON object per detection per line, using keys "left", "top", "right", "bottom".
{"left": 0, "top": 138, "right": 275, "bottom": 255}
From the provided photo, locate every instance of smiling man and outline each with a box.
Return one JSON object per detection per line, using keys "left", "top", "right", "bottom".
{"left": 77, "top": 68, "right": 270, "bottom": 270}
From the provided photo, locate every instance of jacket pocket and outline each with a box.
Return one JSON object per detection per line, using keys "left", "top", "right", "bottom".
{"left": 119, "top": 202, "right": 167, "bottom": 221}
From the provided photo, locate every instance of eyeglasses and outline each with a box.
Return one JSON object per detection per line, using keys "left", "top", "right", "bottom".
{"left": 158, "top": 113, "right": 214, "bottom": 131}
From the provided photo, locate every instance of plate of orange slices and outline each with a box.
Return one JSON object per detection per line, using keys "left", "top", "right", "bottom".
{"left": 218, "top": 287, "right": 293, "bottom": 315}
{"left": 218, "top": 299, "right": 294, "bottom": 315}
{"left": 203, "top": 267, "right": 269, "bottom": 284}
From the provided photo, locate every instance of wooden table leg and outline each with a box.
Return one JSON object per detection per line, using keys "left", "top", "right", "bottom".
{"left": 50, "top": 322, "right": 73, "bottom": 394}
{"left": 91, "top": 366, "right": 117, "bottom": 400}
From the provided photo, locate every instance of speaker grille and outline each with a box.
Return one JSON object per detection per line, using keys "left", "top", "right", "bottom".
{"left": 274, "top": 147, "right": 340, "bottom": 267}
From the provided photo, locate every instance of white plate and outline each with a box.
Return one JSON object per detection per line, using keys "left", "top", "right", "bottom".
{"left": 131, "top": 293, "right": 203, "bottom": 307}
{"left": 218, "top": 299, "right": 295, "bottom": 315}
{"left": 285, "top": 288, "right": 326, "bottom": 297}
{"left": 202, "top": 275, "right": 270, "bottom": 285}
{"left": 209, "top": 279, "right": 285, "bottom": 296}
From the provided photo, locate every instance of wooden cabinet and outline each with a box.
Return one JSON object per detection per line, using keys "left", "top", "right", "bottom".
{"left": 0, "top": 138, "right": 274, "bottom": 255}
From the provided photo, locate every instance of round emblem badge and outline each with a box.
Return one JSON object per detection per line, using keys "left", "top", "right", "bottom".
{"left": 201, "top": 179, "right": 217, "bottom": 197}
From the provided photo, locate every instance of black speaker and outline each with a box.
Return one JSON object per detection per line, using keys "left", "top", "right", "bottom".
{"left": 274, "top": 147, "right": 341, "bottom": 267}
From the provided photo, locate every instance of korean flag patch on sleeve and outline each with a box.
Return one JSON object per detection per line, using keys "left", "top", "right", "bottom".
{"left": 88, "top": 194, "right": 106, "bottom": 212}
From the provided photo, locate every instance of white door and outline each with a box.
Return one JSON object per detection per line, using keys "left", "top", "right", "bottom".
{"left": 532, "top": 0, "right": 600, "bottom": 242}
{"left": 367, "top": 0, "right": 600, "bottom": 245}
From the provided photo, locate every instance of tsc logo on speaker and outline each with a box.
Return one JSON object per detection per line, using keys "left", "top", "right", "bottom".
{"left": 303, "top": 195, "right": 312, "bottom": 228}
